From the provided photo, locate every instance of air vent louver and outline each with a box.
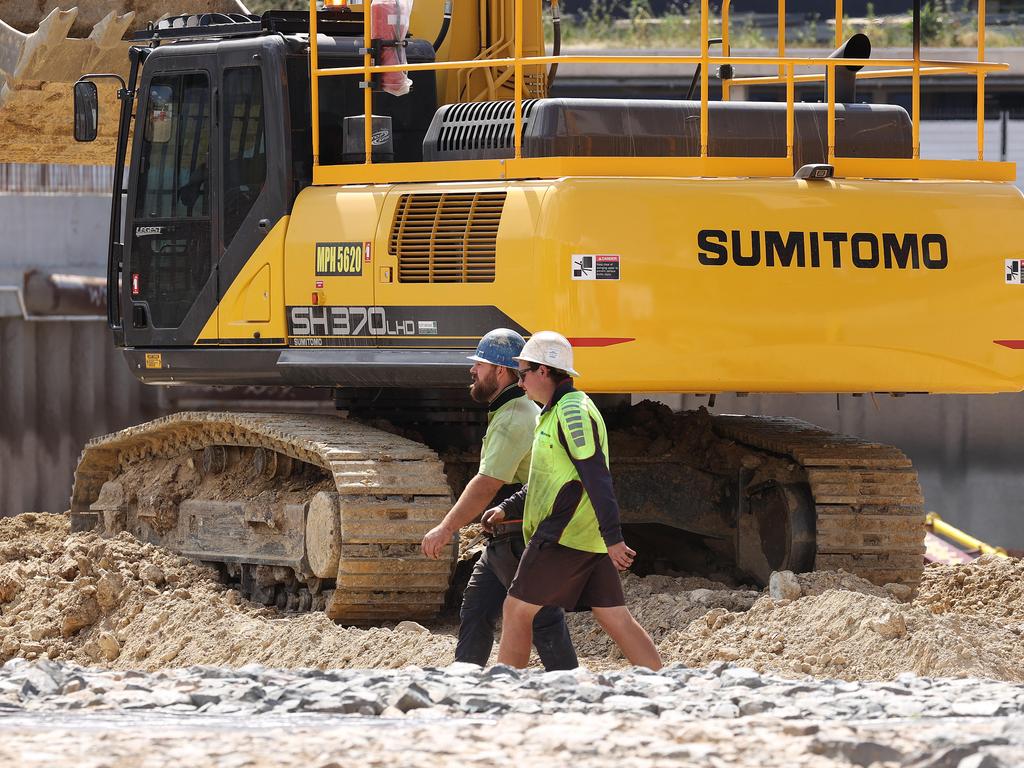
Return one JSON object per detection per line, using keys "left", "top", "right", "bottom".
{"left": 390, "top": 192, "right": 505, "bottom": 283}
{"left": 423, "top": 100, "right": 539, "bottom": 161}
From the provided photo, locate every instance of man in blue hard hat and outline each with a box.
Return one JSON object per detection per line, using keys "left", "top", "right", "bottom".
{"left": 421, "top": 328, "right": 578, "bottom": 670}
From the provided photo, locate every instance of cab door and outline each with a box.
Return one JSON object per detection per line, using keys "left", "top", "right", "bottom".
{"left": 123, "top": 59, "right": 217, "bottom": 347}
{"left": 210, "top": 43, "right": 290, "bottom": 346}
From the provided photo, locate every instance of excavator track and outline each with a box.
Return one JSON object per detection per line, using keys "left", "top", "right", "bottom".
{"left": 71, "top": 412, "right": 454, "bottom": 622}
{"left": 714, "top": 415, "right": 926, "bottom": 587}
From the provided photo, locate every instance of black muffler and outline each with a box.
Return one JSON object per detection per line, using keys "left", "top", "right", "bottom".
{"left": 825, "top": 33, "right": 871, "bottom": 104}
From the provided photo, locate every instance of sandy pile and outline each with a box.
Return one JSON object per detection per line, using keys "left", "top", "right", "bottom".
{"left": 0, "top": 83, "right": 121, "bottom": 166}
{"left": 0, "top": 514, "right": 455, "bottom": 670}
{"left": 2, "top": 513, "right": 1023, "bottom": 681}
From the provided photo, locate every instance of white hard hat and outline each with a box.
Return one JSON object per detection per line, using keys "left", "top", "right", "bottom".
{"left": 515, "top": 331, "right": 579, "bottom": 377}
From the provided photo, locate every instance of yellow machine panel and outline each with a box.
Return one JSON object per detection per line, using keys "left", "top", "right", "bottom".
{"left": 199, "top": 218, "right": 289, "bottom": 345}
{"left": 276, "top": 177, "right": 1024, "bottom": 395}
{"left": 526, "top": 177, "right": 1024, "bottom": 394}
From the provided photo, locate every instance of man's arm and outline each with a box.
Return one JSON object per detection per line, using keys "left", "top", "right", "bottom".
{"left": 497, "top": 484, "right": 528, "bottom": 518}
{"left": 420, "top": 473, "right": 506, "bottom": 559}
{"left": 558, "top": 418, "right": 624, "bottom": 548}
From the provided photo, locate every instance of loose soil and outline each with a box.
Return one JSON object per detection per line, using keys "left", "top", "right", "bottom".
{"left": 2, "top": 513, "right": 1023, "bottom": 680}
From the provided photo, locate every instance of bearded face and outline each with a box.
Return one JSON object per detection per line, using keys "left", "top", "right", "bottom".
{"left": 469, "top": 362, "right": 503, "bottom": 403}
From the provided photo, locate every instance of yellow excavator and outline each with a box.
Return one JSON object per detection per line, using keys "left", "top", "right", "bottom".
{"left": 41, "top": 0, "right": 1023, "bottom": 621}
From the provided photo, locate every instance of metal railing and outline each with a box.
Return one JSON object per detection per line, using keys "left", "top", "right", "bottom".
{"left": 307, "top": 0, "right": 1015, "bottom": 184}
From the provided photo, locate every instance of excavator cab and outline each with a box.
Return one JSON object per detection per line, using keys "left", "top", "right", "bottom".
{"left": 74, "top": 11, "right": 440, "bottom": 350}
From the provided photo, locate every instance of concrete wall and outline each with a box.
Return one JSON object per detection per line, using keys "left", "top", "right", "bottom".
{"left": 0, "top": 192, "right": 111, "bottom": 284}
{"left": 0, "top": 311, "right": 163, "bottom": 517}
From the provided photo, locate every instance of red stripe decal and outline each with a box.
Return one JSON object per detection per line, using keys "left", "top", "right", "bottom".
{"left": 995, "top": 340, "right": 1024, "bottom": 349}
{"left": 566, "top": 337, "right": 635, "bottom": 347}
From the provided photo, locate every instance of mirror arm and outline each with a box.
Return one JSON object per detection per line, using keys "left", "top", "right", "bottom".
{"left": 77, "top": 73, "right": 131, "bottom": 100}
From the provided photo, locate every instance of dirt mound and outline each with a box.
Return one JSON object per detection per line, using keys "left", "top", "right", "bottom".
{"left": 917, "top": 555, "right": 1024, "bottom": 623}
{"left": 0, "top": 83, "right": 121, "bottom": 166}
{"left": 657, "top": 588, "right": 1024, "bottom": 681}
{"left": 0, "top": 514, "right": 455, "bottom": 670}
{"left": 3, "top": 513, "right": 1023, "bottom": 680}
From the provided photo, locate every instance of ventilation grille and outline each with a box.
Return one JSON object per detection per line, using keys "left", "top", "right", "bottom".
{"left": 390, "top": 192, "right": 505, "bottom": 283}
{"left": 433, "top": 100, "right": 539, "bottom": 155}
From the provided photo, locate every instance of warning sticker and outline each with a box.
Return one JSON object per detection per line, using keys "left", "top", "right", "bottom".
{"left": 1006, "top": 259, "right": 1024, "bottom": 284}
{"left": 145, "top": 353, "right": 162, "bottom": 369}
{"left": 572, "top": 254, "right": 620, "bottom": 281}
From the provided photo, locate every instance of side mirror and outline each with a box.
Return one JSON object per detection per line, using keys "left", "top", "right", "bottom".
{"left": 73, "top": 80, "right": 98, "bottom": 142}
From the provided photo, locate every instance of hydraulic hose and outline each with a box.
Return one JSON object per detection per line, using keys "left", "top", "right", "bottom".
{"left": 432, "top": 0, "right": 453, "bottom": 53}
{"left": 547, "top": 0, "right": 561, "bottom": 92}
{"left": 686, "top": 37, "right": 723, "bottom": 100}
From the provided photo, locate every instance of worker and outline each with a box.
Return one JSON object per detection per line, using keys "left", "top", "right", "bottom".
{"left": 420, "top": 328, "right": 577, "bottom": 670}
{"left": 488, "top": 331, "right": 662, "bottom": 670}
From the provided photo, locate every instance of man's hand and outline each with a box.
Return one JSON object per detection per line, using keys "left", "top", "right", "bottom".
{"left": 607, "top": 541, "right": 636, "bottom": 571}
{"left": 421, "top": 523, "right": 453, "bottom": 559}
{"left": 480, "top": 507, "right": 505, "bottom": 533}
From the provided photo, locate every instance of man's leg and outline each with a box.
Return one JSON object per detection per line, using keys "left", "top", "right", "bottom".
{"left": 496, "top": 595, "right": 542, "bottom": 668}
{"left": 454, "top": 548, "right": 508, "bottom": 666}
{"left": 532, "top": 606, "right": 578, "bottom": 671}
{"left": 497, "top": 540, "right": 578, "bottom": 671}
{"left": 591, "top": 606, "right": 662, "bottom": 670}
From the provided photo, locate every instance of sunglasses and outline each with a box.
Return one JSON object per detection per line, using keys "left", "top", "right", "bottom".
{"left": 515, "top": 364, "right": 539, "bottom": 381}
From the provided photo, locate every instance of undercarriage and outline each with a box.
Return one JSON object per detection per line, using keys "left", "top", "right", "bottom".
{"left": 69, "top": 400, "right": 925, "bottom": 621}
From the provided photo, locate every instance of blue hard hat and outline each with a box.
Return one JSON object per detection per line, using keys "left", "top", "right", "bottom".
{"left": 467, "top": 328, "right": 526, "bottom": 369}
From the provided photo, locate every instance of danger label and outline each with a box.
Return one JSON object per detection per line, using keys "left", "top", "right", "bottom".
{"left": 1006, "top": 259, "right": 1024, "bottom": 284}
{"left": 572, "top": 254, "right": 620, "bottom": 281}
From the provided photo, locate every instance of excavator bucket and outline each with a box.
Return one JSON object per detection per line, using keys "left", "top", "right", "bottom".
{"left": 0, "top": 2, "right": 248, "bottom": 165}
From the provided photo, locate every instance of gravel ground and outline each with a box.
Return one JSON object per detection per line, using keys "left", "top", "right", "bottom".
{"left": 2, "top": 659, "right": 1023, "bottom": 767}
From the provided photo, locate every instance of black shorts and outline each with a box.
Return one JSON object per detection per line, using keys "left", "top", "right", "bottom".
{"left": 507, "top": 539, "right": 625, "bottom": 610}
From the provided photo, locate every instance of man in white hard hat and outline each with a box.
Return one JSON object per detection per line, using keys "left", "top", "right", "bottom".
{"left": 420, "top": 328, "right": 577, "bottom": 670}
{"left": 484, "top": 331, "right": 662, "bottom": 670}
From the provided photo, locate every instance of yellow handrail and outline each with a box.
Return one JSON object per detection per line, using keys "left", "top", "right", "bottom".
{"left": 305, "top": 0, "right": 1010, "bottom": 185}
{"left": 926, "top": 512, "right": 1009, "bottom": 558}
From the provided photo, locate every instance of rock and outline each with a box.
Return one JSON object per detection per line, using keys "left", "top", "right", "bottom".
{"left": 305, "top": 693, "right": 383, "bottom": 715}
{"left": 61, "top": 596, "right": 100, "bottom": 637}
{"left": 190, "top": 691, "right": 224, "bottom": 707}
{"left": 717, "top": 646, "right": 742, "bottom": 661}
{"left": 739, "top": 699, "right": 776, "bottom": 716}
{"left": 708, "top": 702, "right": 740, "bottom": 718}
{"left": 769, "top": 570, "right": 802, "bottom": 601}
{"left": 603, "top": 694, "right": 661, "bottom": 715}
{"left": 482, "top": 664, "right": 521, "bottom": 680}
{"left": 885, "top": 582, "right": 914, "bottom": 601}
{"left": 863, "top": 611, "right": 907, "bottom": 640}
{"left": 720, "top": 667, "right": 764, "bottom": 688}
{"left": 952, "top": 700, "right": 1004, "bottom": 717}
{"left": 915, "top": 746, "right": 988, "bottom": 768}
{"left": 140, "top": 564, "right": 166, "bottom": 587}
{"left": 690, "top": 588, "right": 718, "bottom": 606}
{"left": 958, "top": 755, "right": 1003, "bottom": 768}
{"left": 0, "top": 574, "right": 23, "bottom": 603}
{"left": 18, "top": 666, "right": 61, "bottom": 698}
{"left": 393, "top": 621, "right": 429, "bottom": 635}
{"left": 61, "top": 676, "right": 86, "bottom": 694}
{"left": 461, "top": 696, "right": 509, "bottom": 714}
{"left": 443, "top": 662, "right": 483, "bottom": 677}
{"left": 97, "top": 632, "right": 120, "bottom": 661}
{"left": 392, "top": 684, "right": 432, "bottom": 713}
{"left": 810, "top": 738, "right": 903, "bottom": 767}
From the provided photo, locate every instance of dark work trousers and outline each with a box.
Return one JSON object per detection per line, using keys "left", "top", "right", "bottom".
{"left": 455, "top": 534, "right": 578, "bottom": 670}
